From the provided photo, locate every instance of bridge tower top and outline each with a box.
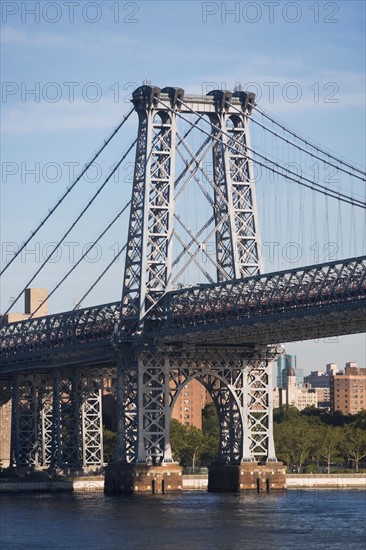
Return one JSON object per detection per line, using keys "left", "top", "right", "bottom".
{"left": 120, "top": 85, "right": 261, "bottom": 333}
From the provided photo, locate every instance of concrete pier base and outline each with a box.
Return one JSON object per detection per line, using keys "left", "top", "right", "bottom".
{"left": 208, "top": 462, "right": 286, "bottom": 492}
{"left": 104, "top": 463, "right": 183, "bottom": 494}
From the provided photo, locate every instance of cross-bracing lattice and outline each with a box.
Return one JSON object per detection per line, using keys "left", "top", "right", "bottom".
{"left": 116, "top": 85, "right": 277, "bottom": 466}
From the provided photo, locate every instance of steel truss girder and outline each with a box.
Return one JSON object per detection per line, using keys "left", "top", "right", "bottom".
{"left": 52, "top": 368, "right": 105, "bottom": 469}
{"left": 116, "top": 353, "right": 138, "bottom": 463}
{"left": 162, "top": 256, "right": 366, "bottom": 335}
{"left": 0, "top": 301, "right": 120, "bottom": 367}
{"left": 116, "top": 346, "right": 277, "bottom": 465}
{"left": 0, "top": 256, "right": 365, "bottom": 371}
{"left": 120, "top": 85, "right": 261, "bottom": 335}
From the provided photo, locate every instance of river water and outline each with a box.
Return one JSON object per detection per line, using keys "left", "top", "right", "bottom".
{"left": 0, "top": 490, "right": 365, "bottom": 549}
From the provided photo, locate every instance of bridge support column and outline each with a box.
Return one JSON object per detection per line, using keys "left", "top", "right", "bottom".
{"left": 105, "top": 353, "right": 183, "bottom": 494}
{"left": 10, "top": 375, "right": 38, "bottom": 468}
{"left": 10, "top": 374, "right": 53, "bottom": 469}
{"left": 51, "top": 369, "right": 104, "bottom": 472}
{"left": 207, "top": 346, "right": 286, "bottom": 491}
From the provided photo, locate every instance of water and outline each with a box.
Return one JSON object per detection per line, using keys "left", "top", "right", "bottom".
{"left": 0, "top": 490, "right": 365, "bottom": 549}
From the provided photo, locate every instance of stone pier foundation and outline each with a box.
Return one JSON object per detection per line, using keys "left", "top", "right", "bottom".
{"left": 0, "top": 399, "right": 12, "bottom": 468}
{"left": 208, "top": 462, "right": 286, "bottom": 492}
{"left": 105, "top": 463, "right": 183, "bottom": 494}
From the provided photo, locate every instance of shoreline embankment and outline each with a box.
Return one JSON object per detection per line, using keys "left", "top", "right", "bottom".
{"left": 0, "top": 474, "right": 365, "bottom": 493}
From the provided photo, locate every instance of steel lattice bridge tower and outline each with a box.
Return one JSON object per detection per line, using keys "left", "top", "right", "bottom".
{"left": 1, "top": 85, "right": 365, "bottom": 493}
{"left": 114, "top": 85, "right": 280, "bottom": 492}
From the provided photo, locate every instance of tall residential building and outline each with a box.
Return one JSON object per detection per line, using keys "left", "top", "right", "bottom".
{"left": 326, "top": 363, "right": 339, "bottom": 376}
{"left": 277, "top": 354, "right": 297, "bottom": 388}
{"left": 171, "top": 379, "right": 210, "bottom": 429}
{"left": 331, "top": 363, "right": 366, "bottom": 415}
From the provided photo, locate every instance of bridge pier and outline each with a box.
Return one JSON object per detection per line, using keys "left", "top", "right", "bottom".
{"left": 208, "top": 462, "right": 286, "bottom": 492}
{"left": 108, "top": 344, "right": 283, "bottom": 494}
{"left": 105, "top": 463, "right": 183, "bottom": 494}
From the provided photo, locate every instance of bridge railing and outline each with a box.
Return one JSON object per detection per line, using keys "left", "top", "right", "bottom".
{"left": 1, "top": 256, "right": 365, "bottom": 360}
{"left": 0, "top": 301, "right": 121, "bottom": 359}
{"left": 160, "top": 256, "right": 366, "bottom": 331}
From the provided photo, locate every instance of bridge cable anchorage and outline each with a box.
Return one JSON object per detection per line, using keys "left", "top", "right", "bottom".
{"left": 1, "top": 140, "right": 137, "bottom": 321}
{"left": 249, "top": 103, "right": 366, "bottom": 178}
{"left": 29, "top": 200, "right": 132, "bottom": 319}
{"left": 0, "top": 107, "right": 134, "bottom": 277}
{"left": 74, "top": 243, "right": 127, "bottom": 309}
{"left": 227, "top": 101, "right": 366, "bottom": 183}
{"left": 163, "top": 97, "right": 366, "bottom": 209}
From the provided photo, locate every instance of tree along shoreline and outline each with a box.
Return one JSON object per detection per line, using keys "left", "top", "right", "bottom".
{"left": 4, "top": 405, "right": 360, "bottom": 477}
{"left": 169, "top": 405, "right": 366, "bottom": 474}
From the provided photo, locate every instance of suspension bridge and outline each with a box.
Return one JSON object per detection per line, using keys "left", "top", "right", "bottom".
{"left": 0, "top": 85, "right": 365, "bottom": 493}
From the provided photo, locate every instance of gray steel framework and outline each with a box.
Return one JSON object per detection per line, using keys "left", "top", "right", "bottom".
{"left": 121, "top": 87, "right": 178, "bottom": 330}
{"left": 208, "top": 90, "right": 260, "bottom": 280}
{"left": 159, "top": 254, "right": 366, "bottom": 338}
{"left": 1, "top": 256, "right": 364, "bottom": 373}
{"left": 10, "top": 369, "right": 108, "bottom": 470}
{"left": 1, "top": 86, "right": 365, "bottom": 473}
{"left": 114, "top": 346, "right": 278, "bottom": 465}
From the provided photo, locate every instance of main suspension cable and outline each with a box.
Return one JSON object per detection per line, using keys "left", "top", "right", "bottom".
{"left": 29, "top": 201, "right": 131, "bottom": 319}
{"left": 74, "top": 243, "right": 127, "bottom": 309}
{"left": 227, "top": 101, "right": 366, "bottom": 183}
{"left": 2, "top": 140, "right": 136, "bottom": 318}
{"left": 250, "top": 103, "right": 366, "bottom": 177}
{"left": 167, "top": 97, "right": 365, "bottom": 209}
{"left": 0, "top": 107, "right": 134, "bottom": 277}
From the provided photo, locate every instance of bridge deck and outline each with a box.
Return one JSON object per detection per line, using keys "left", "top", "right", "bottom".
{"left": 1, "top": 256, "right": 365, "bottom": 375}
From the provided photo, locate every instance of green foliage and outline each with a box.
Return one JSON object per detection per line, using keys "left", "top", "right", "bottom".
{"left": 273, "top": 406, "right": 301, "bottom": 423}
{"left": 170, "top": 416, "right": 219, "bottom": 468}
{"left": 274, "top": 417, "right": 317, "bottom": 472}
{"left": 202, "top": 403, "right": 220, "bottom": 438}
{"left": 340, "top": 425, "right": 366, "bottom": 472}
{"left": 170, "top": 403, "right": 220, "bottom": 468}
{"left": 304, "top": 464, "right": 320, "bottom": 474}
{"left": 273, "top": 408, "right": 366, "bottom": 473}
{"left": 100, "top": 407, "right": 366, "bottom": 472}
{"left": 103, "top": 426, "right": 116, "bottom": 463}
{"left": 316, "top": 425, "right": 343, "bottom": 473}
{"left": 351, "top": 410, "right": 366, "bottom": 431}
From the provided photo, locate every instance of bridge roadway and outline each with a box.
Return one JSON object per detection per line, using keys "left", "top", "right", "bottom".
{"left": 0, "top": 255, "right": 365, "bottom": 377}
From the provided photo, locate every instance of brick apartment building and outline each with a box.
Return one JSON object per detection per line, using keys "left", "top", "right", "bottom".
{"left": 331, "top": 362, "right": 366, "bottom": 414}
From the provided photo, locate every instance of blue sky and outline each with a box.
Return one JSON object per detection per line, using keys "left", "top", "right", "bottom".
{"left": 1, "top": 0, "right": 365, "bottom": 373}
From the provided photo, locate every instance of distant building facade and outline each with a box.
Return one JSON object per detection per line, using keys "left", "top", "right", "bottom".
{"left": 171, "top": 379, "right": 210, "bottom": 429}
{"left": 277, "top": 354, "right": 297, "bottom": 388}
{"left": 0, "top": 398, "right": 12, "bottom": 468}
{"left": 273, "top": 366, "right": 317, "bottom": 411}
{"left": 2, "top": 288, "right": 48, "bottom": 323}
{"left": 303, "top": 363, "right": 339, "bottom": 409}
{"left": 331, "top": 362, "right": 366, "bottom": 415}
{"left": 296, "top": 368, "right": 304, "bottom": 388}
